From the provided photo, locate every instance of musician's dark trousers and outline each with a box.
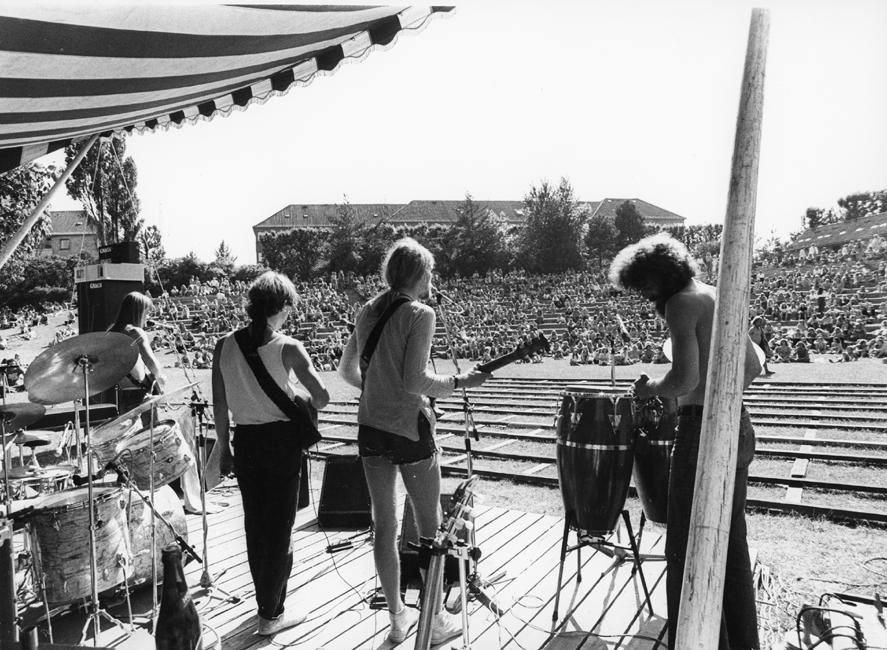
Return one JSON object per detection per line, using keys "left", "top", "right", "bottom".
{"left": 233, "top": 421, "right": 303, "bottom": 620}
{"left": 665, "top": 406, "right": 759, "bottom": 650}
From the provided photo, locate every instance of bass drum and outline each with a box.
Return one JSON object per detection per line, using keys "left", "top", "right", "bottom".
{"left": 555, "top": 387, "right": 634, "bottom": 537}
{"left": 632, "top": 396, "right": 677, "bottom": 525}
{"left": 29, "top": 487, "right": 128, "bottom": 602}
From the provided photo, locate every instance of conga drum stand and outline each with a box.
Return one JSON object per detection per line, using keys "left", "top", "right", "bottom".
{"left": 552, "top": 509, "right": 654, "bottom": 624}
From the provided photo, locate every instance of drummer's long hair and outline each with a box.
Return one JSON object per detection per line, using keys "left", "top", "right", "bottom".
{"left": 245, "top": 271, "right": 298, "bottom": 346}
{"left": 608, "top": 233, "right": 698, "bottom": 315}
{"left": 109, "top": 292, "right": 152, "bottom": 332}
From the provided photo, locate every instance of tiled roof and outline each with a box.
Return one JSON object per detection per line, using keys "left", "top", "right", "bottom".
{"left": 590, "top": 198, "right": 685, "bottom": 224}
{"left": 47, "top": 210, "right": 93, "bottom": 235}
{"left": 255, "top": 198, "right": 684, "bottom": 230}
{"left": 787, "top": 211, "right": 887, "bottom": 251}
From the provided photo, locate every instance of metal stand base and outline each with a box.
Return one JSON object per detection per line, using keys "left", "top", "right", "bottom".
{"left": 553, "top": 510, "right": 656, "bottom": 624}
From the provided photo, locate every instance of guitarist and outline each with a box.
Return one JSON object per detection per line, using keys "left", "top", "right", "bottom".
{"left": 339, "top": 238, "right": 491, "bottom": 645}
{"left": 212, "top": 271, "right": 329, "bottom": 636}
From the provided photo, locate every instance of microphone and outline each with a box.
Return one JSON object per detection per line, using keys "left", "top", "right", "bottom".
{"left": 432, "top": 287, "right": 457, "bottom": 305}
{"left": 615, "top": 314, "right": 631, "bottom": 343}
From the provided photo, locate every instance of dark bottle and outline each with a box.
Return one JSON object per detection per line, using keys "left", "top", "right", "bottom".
{"left": 155, "top": 544, "right": 201, "bottom": 650}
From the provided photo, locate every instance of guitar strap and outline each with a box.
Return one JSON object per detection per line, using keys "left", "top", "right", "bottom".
{"left": 233, "top": 328, "right": 321, "bottom": 449}
{"left": 359, "top": 296, "right": 410, "bottom": 391}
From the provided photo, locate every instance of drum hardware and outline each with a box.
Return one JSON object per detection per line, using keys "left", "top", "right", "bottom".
{"left": 2, "top": 403, "right": 47, "bottom": 517}
{"left": 23, "top": 332, "right": 138, "bottom": 645}
{"left": 187, "top": 392, "right": 240, "bottom": 611}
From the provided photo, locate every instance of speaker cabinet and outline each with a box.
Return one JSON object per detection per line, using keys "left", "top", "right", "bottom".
{"left": 398, "top": 493, "right": 474, "bottom": 588}
{"left": 317, "top": 455, "right": 371, "bottom": 528}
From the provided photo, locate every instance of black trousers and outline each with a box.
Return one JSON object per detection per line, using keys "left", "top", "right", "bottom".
{"left": 233, "top": 421, "right": 303, "bottom": 620}
{"left": 665, "top": 407, "right": 760, "bottom": 650}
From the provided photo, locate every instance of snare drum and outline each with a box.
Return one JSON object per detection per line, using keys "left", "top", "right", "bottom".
{"left": 29, "top": 487, "right": 128, "bottom": 602}
{"left": 116, "top": 420, "right": 194, "bottom": 489}
{"left": 555, "top": 387, "right": 635, "bottom": 536}
{"left": 632, "top": 396, "right": 677, "bottom": 525}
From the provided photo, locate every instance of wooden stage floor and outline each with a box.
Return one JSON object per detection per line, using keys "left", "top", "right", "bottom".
{"left": 33, "top": 479, "right": 668, "bottom": 649}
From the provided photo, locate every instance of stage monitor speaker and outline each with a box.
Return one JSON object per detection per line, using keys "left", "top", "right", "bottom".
{"left": 398, "top": 493, "right": 474, "bottom": 588}
{"left": 317, "top": 455, "right": 371, "bottom": 529}
{"left": 75, "top": 263, "right": 144, "bottom": 334}
{"left": 98, "top": 241, "right": 141, "bottom": 263}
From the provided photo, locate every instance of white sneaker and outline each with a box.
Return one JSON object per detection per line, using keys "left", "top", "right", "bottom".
{"left": 387, "top": 606, "right": 419, "bottom": 643}
{"left": 257, "top": 606, "right": 308, "bottom": 635}
{"left": 430, "top": 610, "right": 462, "bottom": 645}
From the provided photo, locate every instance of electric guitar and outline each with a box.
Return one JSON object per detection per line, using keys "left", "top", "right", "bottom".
{"left": 414, "top": 477, "right": 478, "bottom": 650}
{"left": 476, "top": 331, "right": 551, "bottom": 374}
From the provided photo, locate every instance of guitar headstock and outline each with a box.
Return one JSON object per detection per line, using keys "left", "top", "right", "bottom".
{"left": 520, "top": 331, "right": 550, "bottom": 358}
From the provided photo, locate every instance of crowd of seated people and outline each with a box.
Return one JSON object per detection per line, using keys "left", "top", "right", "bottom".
{"left": 141, "top": 236, "right": 886, "bottom": 370}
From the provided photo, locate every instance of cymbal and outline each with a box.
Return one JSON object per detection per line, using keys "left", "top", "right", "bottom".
{"left": 5, "top": 465, "right": 73, "bottom": 481}
{"left": 25, "top": 332, "right": 138, "bottom": 405}
{"left": 0, "top": 403, "right": 46, "bottom": 430}
{"left": 96, "top": 382, "right": 200, "bottom": 433}
{"left": 11, "top": 431, "right": 51, "bottom": 447}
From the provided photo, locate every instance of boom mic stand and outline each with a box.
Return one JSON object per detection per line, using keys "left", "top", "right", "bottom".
{"left": 189, "top": 392, "right": 240, "bottom": 609}
{"left": 433, "top": 293, "right": 507, "bottom": 620}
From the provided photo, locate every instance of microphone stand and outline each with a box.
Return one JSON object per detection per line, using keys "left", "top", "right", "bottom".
{"left": 433, "top": 292, "right": 507, "bottom": 637}
{"left": 189, "top": 392, "right": 240, "bottom": 609}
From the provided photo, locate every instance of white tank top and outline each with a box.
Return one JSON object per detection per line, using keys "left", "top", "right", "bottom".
{"left": 219, "top": 332, "right": 300, "bottom": 425}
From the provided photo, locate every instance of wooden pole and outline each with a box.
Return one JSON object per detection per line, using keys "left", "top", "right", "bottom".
{"left": 0, "top": 133, "right": 100, "bottom": 271}
{"left": 674, "top": 9, "right": 769, "bottom": 649}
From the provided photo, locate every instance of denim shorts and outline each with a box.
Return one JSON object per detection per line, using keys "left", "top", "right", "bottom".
{"left": 358, "top": 413, "right": 437, "bottom": 464}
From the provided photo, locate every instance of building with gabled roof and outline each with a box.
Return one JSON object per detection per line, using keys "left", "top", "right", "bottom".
{"left": 253, "top": 197, "right": 686, "bottom": 262}
{"left": 786, "top": 211, "right": 887, "bottom": 253}
{"left": 41, "top": 210, "right": 99, "bottom": 259}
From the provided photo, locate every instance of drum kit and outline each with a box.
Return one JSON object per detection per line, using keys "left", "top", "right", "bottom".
{"left": 0, "top": 332, "right": 204, "bottom": 646}
{"left": 552, "top": 384, "right": 678, "bottom": 623}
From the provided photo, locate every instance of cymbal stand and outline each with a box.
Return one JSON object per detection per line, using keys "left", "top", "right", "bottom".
{"left": 75, "top": 355, "right": 131, "bottom": 646}
{"left": 73, "top": 399, "right": 83, "bottom": 469}
{"left": 189, "top": 393, "right": 240, "bottom": 609}
{"left": 147, "top": 385, "right": 158, "bottom": 633}
{"left": 433, "top": 295, "right": 505, "bottom": 619}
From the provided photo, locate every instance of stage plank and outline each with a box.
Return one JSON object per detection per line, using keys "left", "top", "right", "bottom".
{"left": 21, "top": 481, "right": 670, "bottom": 649}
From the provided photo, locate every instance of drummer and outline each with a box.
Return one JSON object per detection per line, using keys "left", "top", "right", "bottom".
{"left": 608, "top": 233, "right": 761, "bottom": 650}
{"left": 108, "top": 292, "right": 208, "bottom": 514}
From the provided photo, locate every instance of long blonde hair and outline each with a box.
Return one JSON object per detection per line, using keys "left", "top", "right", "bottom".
{"left": 109, "top": 292, "right": 152, "bottom": 332}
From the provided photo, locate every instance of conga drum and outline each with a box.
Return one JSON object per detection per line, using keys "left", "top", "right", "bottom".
{"left": 632, "top": 396, "right": 677, "bottom": 525}
{"left": 555, "top": 387, "right": 635, "bottom": 537}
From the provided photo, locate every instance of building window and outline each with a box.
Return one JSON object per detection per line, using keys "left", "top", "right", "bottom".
{"left": 59, "top": 238, "right": 71, "bottom": 250}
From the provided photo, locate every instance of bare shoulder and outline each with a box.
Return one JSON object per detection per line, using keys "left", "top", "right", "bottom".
{"left": 665, "top": 282, "right": 712, "bottom": 324}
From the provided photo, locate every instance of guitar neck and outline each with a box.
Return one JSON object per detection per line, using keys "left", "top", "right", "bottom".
{"left": 477, "top": 349, "right": 524, "bottom": 374}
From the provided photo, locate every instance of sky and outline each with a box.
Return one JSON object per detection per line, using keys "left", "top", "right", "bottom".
{"left": 48, "top": 0, "right": 887, "bottom": 264}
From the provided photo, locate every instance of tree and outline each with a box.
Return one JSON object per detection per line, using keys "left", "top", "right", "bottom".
{"left": 157, "top": 252, "right": 213, "bottom": 289}
{"left": 445, "top": 194, "right": 508, "bottom": 276}
{"left": 326, "top": 198, "right": 363, "bottom": 273}
{"left": 803, "top": 207, "right": 838, "bottom": 230}
{"left": 358, "top": 219, "right": 397, "bottom": 276}
{"left": 614, "top": 200, "right": 646, "bottom": 247}
{"left": 518, "top": 178, "right": 586, "bottom": 273}
{"left": 259, "top": 229, "right": 327, "bottom": 281}
{"left": 584, "top": 214, "right": 619, "bottom": 269}
{"left": 64, "top": 136, "right": 142, "bottom": 246}
{"left": 139, "top": 224, "right": 165, "bottom": 266}
{"left": 213, "top": 240, "right": 237, "bottom": 272}
{"left": 836, "top": 190, "right": 887, "bottom": 222}
{"left": 0, "top": 163, "right": 57, "bottom": 297}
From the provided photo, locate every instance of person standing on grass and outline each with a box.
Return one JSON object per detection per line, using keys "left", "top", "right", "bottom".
{"left": 609, "top": 233, "right": 762, "bottom": 650}
{"left": 338, "top": 238, "right": 491, "bottom": 645}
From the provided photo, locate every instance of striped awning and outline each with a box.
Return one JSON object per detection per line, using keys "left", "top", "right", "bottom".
{"left": 0, "top": 5, "right": 451, "bottom": 174}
